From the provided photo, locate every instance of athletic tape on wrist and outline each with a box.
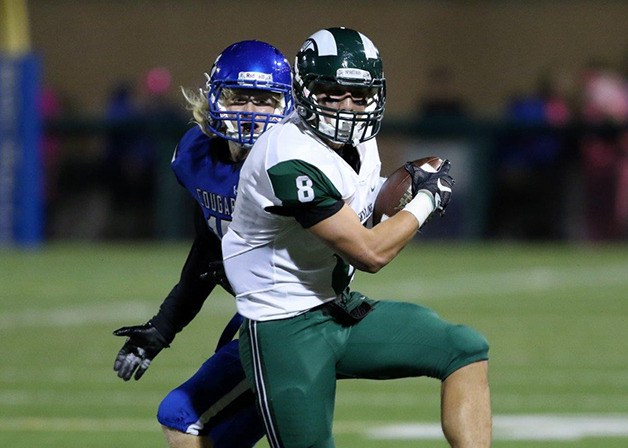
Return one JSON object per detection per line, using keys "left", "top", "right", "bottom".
{"left": 402, "top": 190, "right": 435, "bottom": 227}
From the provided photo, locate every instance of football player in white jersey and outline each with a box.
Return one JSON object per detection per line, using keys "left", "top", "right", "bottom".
{"left": 222, "top": 27, "right": 492, "bottom": 448}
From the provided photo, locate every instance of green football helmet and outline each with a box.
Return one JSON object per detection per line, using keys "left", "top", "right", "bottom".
{"left": 294, "top": 27, "right": 386, "bottom": 145}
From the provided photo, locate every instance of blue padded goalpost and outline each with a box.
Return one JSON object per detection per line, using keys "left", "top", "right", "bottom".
{"left": 0, "top": 0, "right": 43, "bottom": 247}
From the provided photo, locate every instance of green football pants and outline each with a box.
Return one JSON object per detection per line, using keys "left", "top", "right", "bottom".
{"left": 239, "top": 297, "right": 489, "bottom": 448}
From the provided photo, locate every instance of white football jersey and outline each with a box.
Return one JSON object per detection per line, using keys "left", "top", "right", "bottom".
{"left": 222, "top": 112, "right": 382, "bottom": 321}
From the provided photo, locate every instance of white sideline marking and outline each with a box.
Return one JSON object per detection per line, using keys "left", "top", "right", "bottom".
{"left": 0, "top": 302, "right": 155, "bottom": 330}
{"left": 377, "top": 263, "right": 628, "bottom": 300}
{"left": 0, "top": 417, "right": 156, "bottom": 431}
{"left": 367, "top": 415, "right": 628, "bottom": 441}
{"left": 1, "top": 262, "right": 626, "bottom": 330}
{"left": 0, "top": 297, "right": 237, "bottom": 330}
{"left": 2, "top": 415, "right": 628, "bottom": 440}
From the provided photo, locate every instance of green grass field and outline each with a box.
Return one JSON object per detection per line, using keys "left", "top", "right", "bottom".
{"left": 1, "top": 241, "right": 627, "bottom": 447}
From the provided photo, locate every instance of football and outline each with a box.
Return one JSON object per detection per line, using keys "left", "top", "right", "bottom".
{"left": 372, "top": 156, "right": 444, "bottom": 225}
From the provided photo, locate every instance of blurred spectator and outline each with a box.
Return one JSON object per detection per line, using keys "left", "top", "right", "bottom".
{"left": 140, "top": 66, "right": 182, "bottom": 120}
{"left": 413, "top": 66, "right": 470, "bottom": 240}
{"left": 417, "top": 66, "right": 469, "bottom": 121}
{"left": 39, "top": 85, "right": 64, "bottom": 237}
{"left": 619, "top": 51, "right": 628, "bottom": 239}
{"left": 102, "top": 80, "right": 149, "bottom": 238}
{"left": 41, "top": 84, "right": 112, "bottom": 240}
{"left": 488, "top": 70, "right": 574, "bottom": 240}
{"left": 138, "top": 66, "right": 185, "bottom": 136}
{"left": 617, "top": 132, "right": 628, "bottom": 238}
{"left": 577, "top": 59, "right": 628, "bottom": 240}
{"left": 102, "top": 68, "right": 183, "bottom": 239}
{"left": 580, "top": 60, "right": 628, "bottom": 123}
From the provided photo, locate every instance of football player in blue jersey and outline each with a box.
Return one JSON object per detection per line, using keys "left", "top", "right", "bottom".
{"left": 112, "top": 40, "right": 294, "bottom": 448}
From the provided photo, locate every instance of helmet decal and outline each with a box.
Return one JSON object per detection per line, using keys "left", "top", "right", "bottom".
{"left": 336, "top": 68, "right": 372, "bottom": 81}
{"left": 302, "top": 29, "right": 338, "bottom": 56}
{"left": 301, "top": 29, "right": 379, "bottom": 60}
{"left": 358, "top": 33, "right": 379, "bottom": 60}
{"left": 237, "top": 71, "right": 274, "bottom": 84}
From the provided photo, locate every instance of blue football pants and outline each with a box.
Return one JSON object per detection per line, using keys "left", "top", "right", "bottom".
{"left": 157, "top": 339, "right": 265, "bottom": 447}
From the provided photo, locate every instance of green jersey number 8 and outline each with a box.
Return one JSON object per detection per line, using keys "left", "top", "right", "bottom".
{"left": 296, "top": 175, "right": 315, "bottom": 203}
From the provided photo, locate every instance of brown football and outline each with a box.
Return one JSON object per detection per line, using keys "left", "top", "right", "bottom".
{"left": 372, "top": 156, "right": 444, "bottom": 225}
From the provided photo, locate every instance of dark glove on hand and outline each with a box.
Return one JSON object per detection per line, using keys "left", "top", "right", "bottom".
{"left": 112, "top": 322, "right": 169, "bottom": 381}
{"left": 200, "top": 260, "right": 235, "bottom": 296}
{"left": 404, "top": 159, "right": 454, "bottom": 214}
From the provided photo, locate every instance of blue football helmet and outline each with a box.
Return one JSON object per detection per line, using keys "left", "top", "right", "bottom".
{"left": 206, "top": 40, "right": 294, "bottom": 147}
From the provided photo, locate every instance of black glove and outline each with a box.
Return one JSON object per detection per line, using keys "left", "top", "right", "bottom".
{"left": 112, "top": 322, "right": 169, "bottom": 381}
{"left": 404, "top": 159, "right": 454, "bottom": 215}
{"left": 200, "top": 260, "right": 234, "bottom": 296}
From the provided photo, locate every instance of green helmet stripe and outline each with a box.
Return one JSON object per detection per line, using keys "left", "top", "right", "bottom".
{"left": 358, "top": 32, "right": 379, "bottom": 59}
{"left": 305, "top": 29, "right": 338, "bottom": 56}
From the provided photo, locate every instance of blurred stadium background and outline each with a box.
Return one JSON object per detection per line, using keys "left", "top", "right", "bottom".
{"left": 1, "top": 1, "right": 627, "bottom": 447}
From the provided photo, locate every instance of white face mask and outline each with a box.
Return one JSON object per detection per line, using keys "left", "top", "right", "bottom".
{"left": 213, "top": 88, "right": 286, "bottom": 148}
{"left": 316, "top": 111, "right": 367, "bottom": 146}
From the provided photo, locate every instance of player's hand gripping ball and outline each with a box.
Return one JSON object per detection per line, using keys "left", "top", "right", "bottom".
{"left": 372, "top": 156, "right": 448, "bottom": 225}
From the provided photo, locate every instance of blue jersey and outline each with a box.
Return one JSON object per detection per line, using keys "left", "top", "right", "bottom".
{"left": 171, "top": 126, "right": 242, "bottom": 239}
{"left": 167, "top": 126, "right": 244, "bottom": 350}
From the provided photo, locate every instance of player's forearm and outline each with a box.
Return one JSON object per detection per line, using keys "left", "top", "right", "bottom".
{"left": 354, "top": 210, "right": 419, "bottom": 272}
{"left": 151, "top": 232, "right": 217, "bottom": 340}
{"left": 353, "top": 189, "right": 438, "bottom": 271}
{"left": 311, "top": 204, "right": 418, "bottom": 273}
{"left": 151, "top": 282, "right": 210, "bottom": 341}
